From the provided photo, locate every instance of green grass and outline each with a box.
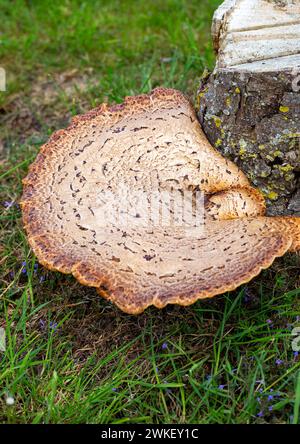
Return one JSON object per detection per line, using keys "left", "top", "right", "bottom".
{"left": 0, "top": 0, "right": 300, "bottom": 424}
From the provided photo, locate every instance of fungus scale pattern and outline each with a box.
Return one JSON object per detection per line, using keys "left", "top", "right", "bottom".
{"left": 21, "top": 88, "right": 300, "bottom": 314}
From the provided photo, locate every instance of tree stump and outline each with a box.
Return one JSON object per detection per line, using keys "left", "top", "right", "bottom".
{"left": 197, "top": 0, "right": 300, "bottom": 215}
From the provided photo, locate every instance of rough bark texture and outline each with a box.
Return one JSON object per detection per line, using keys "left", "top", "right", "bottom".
{"left": 197, "top": 0, "right": 300, "bottom": 215}
{"left": 197, "top": 70, "right": 300, "bottom": 215}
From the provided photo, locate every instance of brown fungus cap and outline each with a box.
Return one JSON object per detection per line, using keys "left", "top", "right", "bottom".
{"left": 21, "top": 88, "right": 299, "bottom": 314}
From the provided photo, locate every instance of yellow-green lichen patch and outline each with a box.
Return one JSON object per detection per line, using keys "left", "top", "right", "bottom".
{"left": 279, "top": 164, "right": 294, "bottom": 173}
{"left": 279, "top": 106, "right": 289, "bottom": 113}
{"left": 284, "top": 173, "right": 294, "bottom": 182}
{"left": 213, "top": 116, "right": 222, "bottom": 128}
{"left": 267, "top": 191, "right": 279, "bottom": 200}
{"left": 266, "top": 154, "right": 274, "bottom": 162}
{"left": 259, "top": 171, "right": 270, "bottom": 178}
{"left": 284, "top": 132, "right": 300, "bottom": 139}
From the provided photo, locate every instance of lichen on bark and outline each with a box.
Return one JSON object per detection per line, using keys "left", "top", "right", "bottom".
{"left": 196, "top": 69, "right": 300, "bottom": 216}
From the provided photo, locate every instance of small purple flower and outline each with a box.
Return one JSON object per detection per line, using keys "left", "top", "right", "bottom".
{"left": 21, "top": 262, "right": 27, "bottom": 274}
{"left": 40, "top": 319, "right": 59, "bottom": 333}
{"left": 243, "top": 294, "right": 251, "bottom": 303}
{"left": 3, "top": 201, "right": 14, "bottom": 209}
{"left": 9, "top": 271, "right": 15, "bottom": 279}
{"left": 268, "top": 406, "right": 273, "bottom": 412}
{"left": 275, "top": 359, "right": 283, "bottom": 366}
{"left": 257, "top": 397, "right": 261, "bottom": 403}
{"left": 266, "top": 319, "right": 273, "bottom": 325}
{"left": 257, "top": 411, "right": 264, "bottom": 417}
{"left": 112, "top": 388, "right": 118, "bottom": 392}
{"left": 162, "top": 342, "right": 168, "bottom": 350}
{"left": 49, "top": 321, "right": 58, "bottom": 331}
{"left": 39, "top": 275, "right": 45, "bottom": 283}
{"left": 268, "top": 395, "right": 274, "bottom": 401}
{"left": 218, "top": 384, "right": 225, "bottom": 390}
{"left": 293, "top": 351, "right": 299, "bottom": 358}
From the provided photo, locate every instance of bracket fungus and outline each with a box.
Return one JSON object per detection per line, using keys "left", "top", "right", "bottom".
{"left": 21, "top": 88, "right": 300, "bottom": 314}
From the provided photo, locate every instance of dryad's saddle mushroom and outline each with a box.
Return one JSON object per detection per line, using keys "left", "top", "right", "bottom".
{"left": 21, "top": 88, "right": 300, "bottom": 314}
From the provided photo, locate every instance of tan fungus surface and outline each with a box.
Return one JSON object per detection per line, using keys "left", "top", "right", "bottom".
{"left": 21, "top": 88, "right": 299, "bottom": 314}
